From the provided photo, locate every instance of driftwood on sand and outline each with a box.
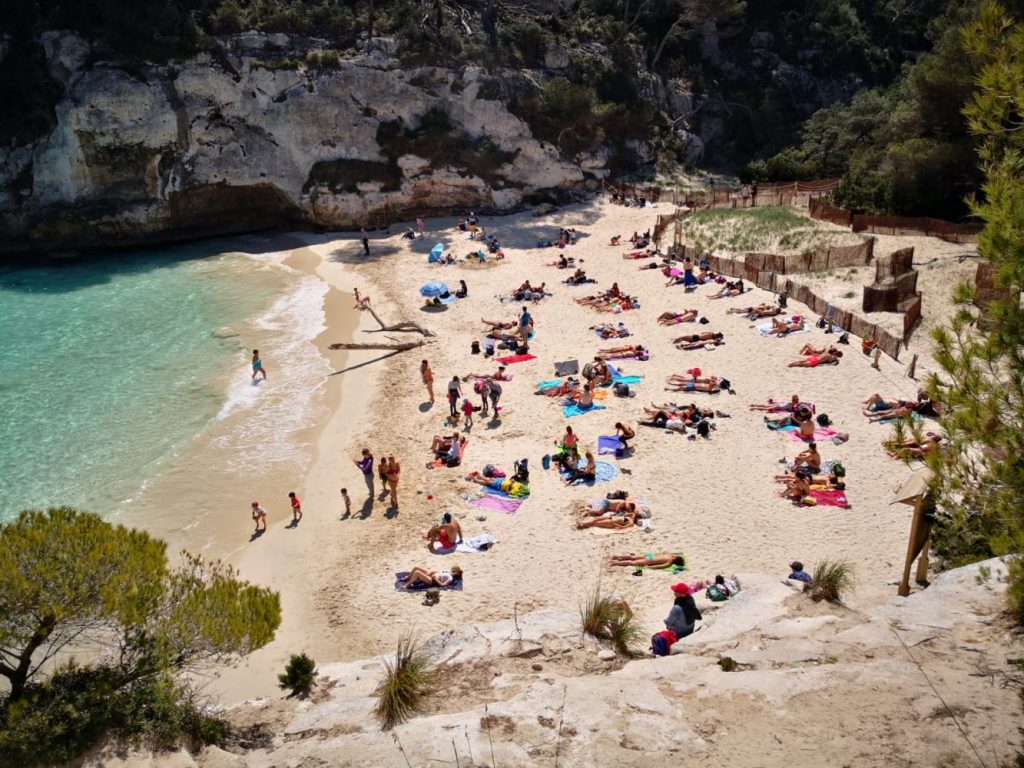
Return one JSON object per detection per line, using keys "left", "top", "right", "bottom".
{"left": 328, "top": 305, "right": 436, "bottom": 352}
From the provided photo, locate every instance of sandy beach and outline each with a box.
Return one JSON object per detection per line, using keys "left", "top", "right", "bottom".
{"left": 204, "top": 199, "right": 974, "bottom": 702}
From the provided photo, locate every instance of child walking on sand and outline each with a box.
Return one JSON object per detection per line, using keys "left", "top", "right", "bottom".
{"left": 288, "top": 491, "right": 302, "bottom": 523}
{"left": 340, "top": 488, "right": 351, "bottom": 516}
{"left": 462, "top": 398, "right": 474, "bottom": 428}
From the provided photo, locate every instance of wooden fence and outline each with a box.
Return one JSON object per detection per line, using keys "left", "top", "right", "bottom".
{"left": 691, "top": 250, "right": 905, "bottom": 360}
{"left": 809, "top": 198, "right": 982, "bottom": 244}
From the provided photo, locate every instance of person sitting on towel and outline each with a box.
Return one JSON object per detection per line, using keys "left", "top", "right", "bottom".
{"left": 426, "top": 512, "right": 463, "bottom": 551}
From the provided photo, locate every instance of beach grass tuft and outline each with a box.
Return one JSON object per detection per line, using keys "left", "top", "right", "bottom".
{"left": 374, "top": 634, "right": 438, "bottom": 730}
{"left": 580, "top": 580, "right": 641, "bottom": 656}
{"left": 807, "top": 559, "right": 855, "bottom": 604}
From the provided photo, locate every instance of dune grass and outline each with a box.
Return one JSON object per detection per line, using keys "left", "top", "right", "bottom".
{"left": 680, "top": 206, "right": 840, "bottom": 254}
{"left": 807, "top": 559, "right": 855, "bottom": 604}
{"left": 580, "top": 580, "right": 642, "bottom": 656}
{"left": 374, "top": 634, "right": 438, "bottom": 730}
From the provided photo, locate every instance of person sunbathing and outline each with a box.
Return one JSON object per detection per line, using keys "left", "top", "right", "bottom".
{"left": 788, "top": 351, "right": 842, "bottom": 367}
{"left": 426, "top": 512, "right": 463, "bottom": 551}
{"left": 765, "top": 406, "right": 815, "bottom": 436}
{"left": 537, "top": 377, "right": 581, "bottom": 397}
{"left": 674, "top": 332, "right": 724, "bottom": 350}
{"left": 609, "top": 552, "right": 686, "bottom": 569}
{"left": 482, "top": 318, "right": 516, "bottom": 330}
{"left": 865, "top": 404, "right": 916, "bottom": 422}
{"left": 728, "top": 303, "right": 776, "bottom": 317}
{"left": 646, "top": 402, "right": 715, "bottom": 420}
{"left": 799, "top": 343, "right": 839, "bottom": 356}
{"left": 593, "top": 323, "right": 630, "bottom": 339}
{"left": 774, "top": 470, "right": 844, "bottom": 488}
{"left": 464, "top": 472, "right": 530, "bottom": 497}
{"left": 576, "top": 510, "right": 637, "bottom": 529}
{"left": 597, "top": 344, "right": 647, "bottom": 359}
{"left": 430, "top": 432, "right": 460, "bottom": 453}
{"left": 767, "top": 316, "right": 806, "bottom": 336}
{"left": 886, "top": 434, "right": 944, "bottom": 458}
{"left": 750, "top": 394, "right": 802, "bottom": 412}
{"left": 658, "top": 310, "right": 698, "bottom": 325}
{"left": 400, "top": 565, "right": 463, "bottom": 589}
{"left": 709, "top": 280, "right": 745, "bottom": 298}
{"left": 664, "top": 377, "right": 722, "bottom": 393}
{"left": 640, "top": 409, "right": 690, "bottom": 431}
{"left": 564, "top": 450, "right": 597, "bottom": 484}
{"left": 579, "top": 499, "right": 637, "bottom": 518}
{"left": 463, "top": 365, "right": 511, "bottom": 382}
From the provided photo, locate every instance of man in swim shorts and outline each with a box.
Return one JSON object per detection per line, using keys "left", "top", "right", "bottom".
{"left": 251, "top": 349, "right": 266, "bottom": 380}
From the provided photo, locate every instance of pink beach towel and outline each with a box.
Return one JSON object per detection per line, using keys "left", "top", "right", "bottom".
{"left": 470, "top": 495, "right": 523, "bottom": 514}
{"left": 787, "top": 427, "right": 837, "bottom": 442}
{"left": 497, "top": 353, "right": 537, "bottom": 365}
{"left": 809, "top": 489, "right": 849, "bottom": 508}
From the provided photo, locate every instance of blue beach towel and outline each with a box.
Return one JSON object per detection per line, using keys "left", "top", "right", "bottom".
{"left": 607, "top": 363, "right": 643, "bottom": 385}
{"left": 598, "top": 436, "right": 623, "bottom": 455}
{"left": 563, "top": 403, "right": 606, "bottom": 418}
{"left": 537, "top": 379, "right": 563, "bottom": 391}
{"left": 561, "top": 460, "right": 618, "bottom": 485}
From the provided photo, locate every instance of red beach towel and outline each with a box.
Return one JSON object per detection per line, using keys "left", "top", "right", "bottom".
{"left": 809, "top": 489, "right": 849, "bottom": 508}
{"left": 497, "top": 353, "right": 537, "bottom": 364}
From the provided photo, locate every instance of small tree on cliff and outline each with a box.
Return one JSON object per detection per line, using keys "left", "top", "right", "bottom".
{"left": 0, "top": 507, "right": 281, "bottom": 700}
{"left": 925, "top": 1, "right": 1024, "bottom": 616}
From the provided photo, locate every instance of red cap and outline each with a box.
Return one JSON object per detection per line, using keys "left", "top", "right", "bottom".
{"left": 671, "top": 582, "right": 692, "bottom": 596}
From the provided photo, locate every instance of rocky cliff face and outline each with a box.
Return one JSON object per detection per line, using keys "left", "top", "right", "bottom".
{"left": 0, "top": 32, "right": 592, "bottom": 255}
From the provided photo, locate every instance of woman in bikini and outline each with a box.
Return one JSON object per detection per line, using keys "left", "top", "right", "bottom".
{"left": 481, "top": 318, "right": 517, "bottom": 330}
{"left": 674, "top": 332, "right": 724, "bottom": 350}
{"left": 788, "top": 351, "right": 842, "bottom": 367}
{"left": 610, "top": 552, "right": 686, "bottom": 569}
{"left": 799, "top": 343, "right": 838, "bottom": 357}
{"left": 767, "top": 317, "right": 805, "bottom": 336}
{"left": 386, "top": 456, "right": 401, "bottom": 508}
{"left": 421, "top": 360, "right": 434, "bottom": 403}
{"left": 401, "top": 565, "right": 463, "bottom": 589}
{"left": 750, "top": 394, "right": 803, "bottom": 412}
{"left": 658, "top": 310, "right": 698, "bottom": 325}
{"left": 664, "top": 376, "right": 722, "bottom": 393}
{"left": 597, "top": 344, "right": 646, "bottom": 359}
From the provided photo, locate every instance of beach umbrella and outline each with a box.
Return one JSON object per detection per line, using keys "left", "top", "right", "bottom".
{"left": 428, "top": 243, "right": 444, "bottom": 262}
{"left": 420, "top": 281, "right": 449, "bottom": 298}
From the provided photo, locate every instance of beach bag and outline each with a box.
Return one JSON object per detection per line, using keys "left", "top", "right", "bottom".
{"left": 542, "top": 454, "right": 551, "bottom": 470}
{"left": 471, "top": 340, "right": 480, "bottom": 354}
{"left": 837, "top": 333, "right": 850, "bottom": 344}
{"left": 697, "top": 421, "right": 711, "bottom": 438}
{"left": 651, "top": 630, "right": 677, "bottom": 657}
{"left": 832, "top": 462, "right": 846, "bottom": 477}
{"left": 718, "top": 378, "right": 731, "bottom": 391}
{"left": 582, "top": 362, "right": 594, "bottom": 380}
{"left": 613, "top": 382, "right": 631, "bottom": 397}
{"left": 706, "top": 585, "right": 729, "bottom": 602}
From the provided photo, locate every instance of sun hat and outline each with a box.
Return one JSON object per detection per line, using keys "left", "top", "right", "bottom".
{"left": 670, "top": 582, "right": 692, "bottom": 596}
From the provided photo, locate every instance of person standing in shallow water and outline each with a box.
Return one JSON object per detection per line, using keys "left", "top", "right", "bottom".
{"left": 251, "top": 349, "right": 267, "bottom": 381}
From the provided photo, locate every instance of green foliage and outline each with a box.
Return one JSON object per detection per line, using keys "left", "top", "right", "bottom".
{"left": 579, "top": 581, "right": 640, "bottom": 655}
{"left": 375, "top": 635, "right": 437, "bottom": 731}
{"left": 807, "top": 559, "right": 855, "bottom": 604}
{"left": 718, "top": 656, "right": 738, "bottom": 672}
{"left": 0, "top": 662, "right": 227, "bottom": 768}
{"left": 925, "top": 3, "right": 1024, "bottom": 612}
{"left": 0, "top": 508, "right": 279, "bottom": 764}
{"left": 680, "top": 206, "right": 839, "bottom": 254}
{"left": 278, "top": 653, "right": 316, "bottom": 698}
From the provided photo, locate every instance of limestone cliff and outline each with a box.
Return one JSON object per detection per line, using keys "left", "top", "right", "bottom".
{"left": 0, "top": 32, "right": 591, "bottom": 255}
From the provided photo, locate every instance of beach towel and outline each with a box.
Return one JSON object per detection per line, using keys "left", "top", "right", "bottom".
{"left": 562, "top": 461, "right": 618, "bottom": 484}
{"left": 563, "top": 403, "right": 606, "bottom": 418}
{"left": 598, "top": 435, "right": 624, "bottom": 455}
{"left": 470, "top": 495, "right": 523, "bottom": 514}
{"left": 607, "top": 364, "right": 643, "bottom": 385}
{"left": 395, "top": 572, "right": 464, "bottom": 592}
{"left": 554, "top": 359, "right": 580, "bottom": 376}
{"left": 428, "top": 533, "right": 497, "bottom": 554}
{"left": 536, "top": 379, "right": 562, "bottom": 391}
{"left": 877, "top": 413, "right": 923, "bottom": 424}
{"left": 594, "top": 328, "right": 632, "bottom": 339}
{"left": 808, "top": 489, "right": 849, "bottom": 508}
{"left": 757, "top": 322, "right": 810, "bottom": 336}
{"left": 497, "top": 353, "right": 537, "bottom": 365}
{"left": 781, "top": 427, "right": 837, "bottom": 442}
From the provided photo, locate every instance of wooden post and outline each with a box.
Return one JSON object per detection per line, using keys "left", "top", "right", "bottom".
{"left": 898, "top": 497, "right": 923, "bottom": 597}
{"left": 906, "top": 353, "right": 918, "bottom": 380}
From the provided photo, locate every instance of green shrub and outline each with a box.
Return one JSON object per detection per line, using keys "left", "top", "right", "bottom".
{"left": 375, "top": 635, "right": 437, "bottom": 731}
{"left": 580, "top": 581, "right": 640, "bottom": 656}
{"left": 278, "top": 653, "right": 316, "bottom": 698}
{"left": 807, "top": 559, "right": 855, "bottom": 604}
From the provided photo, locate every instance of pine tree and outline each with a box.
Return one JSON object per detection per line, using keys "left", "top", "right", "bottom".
{"left": 926, "top": 1, "right": 1024, "bottom": 617}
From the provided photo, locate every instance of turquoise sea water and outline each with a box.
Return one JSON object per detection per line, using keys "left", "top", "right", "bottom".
{"left": 0, "top": 245, "right": 291, "bottom": 522}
